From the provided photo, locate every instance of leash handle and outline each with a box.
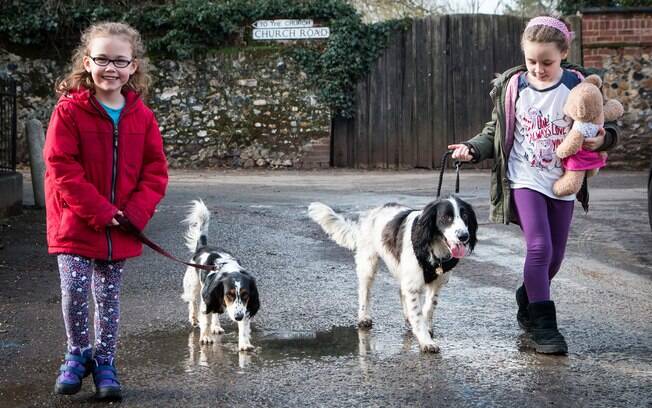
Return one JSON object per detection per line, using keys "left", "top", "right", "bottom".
{"left": 436, "top": 150, "right": 461, "bottom": 199}
{"left": 114, "top": 214, "right": 216, "bottom": 271}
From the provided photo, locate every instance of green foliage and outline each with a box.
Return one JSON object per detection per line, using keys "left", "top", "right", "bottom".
{"left": 293, "top": 16, "right": 407, "bottom": 118}
{"left": 0, "top": 0, "right": 406, "bottom": 117}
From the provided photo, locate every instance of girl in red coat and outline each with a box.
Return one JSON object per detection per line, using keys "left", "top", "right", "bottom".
{"left": 44, "top": 22, "right": 168, "bottom": 401}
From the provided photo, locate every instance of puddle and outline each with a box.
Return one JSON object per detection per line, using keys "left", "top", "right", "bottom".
{"left": 0, "top": 340, "right": 23, "bottom": 349}
{"left": 255, "top": 325, "right": 360, "bottom": 363}
{"left": 123, "top": 324, "right": 408, "bottom": 374}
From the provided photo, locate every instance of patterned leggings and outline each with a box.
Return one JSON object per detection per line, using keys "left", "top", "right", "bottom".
{"left": 58, "top": 254, "right": 124, "bottom": 360}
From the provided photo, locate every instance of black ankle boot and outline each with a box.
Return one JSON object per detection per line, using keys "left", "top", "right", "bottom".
{"left": 527, "top": 301, "right": 568, "bottom": 355}
{"left": 515, "top": 285, "right": 530, "bottom": 330}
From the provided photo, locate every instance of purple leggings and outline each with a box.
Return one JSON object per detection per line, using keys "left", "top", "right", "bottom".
{"left": 512, "top": 188, "right": 574, "bottom": 303}
{"left": 58, "top": 254, "right": 125, "bottom": 360}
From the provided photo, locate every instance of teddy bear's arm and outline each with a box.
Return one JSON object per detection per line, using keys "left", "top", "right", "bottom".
{"left": 603, "top": 99, "right": 624, "bottom": 122}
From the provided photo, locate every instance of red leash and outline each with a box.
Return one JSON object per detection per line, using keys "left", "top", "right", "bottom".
{"left": 114, "top": 214, "right": 217, "bottom": 271}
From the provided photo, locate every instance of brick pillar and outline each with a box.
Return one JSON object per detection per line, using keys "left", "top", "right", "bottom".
{"left": 580, "top": 8, "right": 652, "bottom": 170}
{"left": 581, "top": 8, "right": 652, "bottom": 68}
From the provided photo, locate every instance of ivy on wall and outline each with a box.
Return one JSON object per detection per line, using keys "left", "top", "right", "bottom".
{"left": 0, "top": 0, "right": 409, "bottom": 118}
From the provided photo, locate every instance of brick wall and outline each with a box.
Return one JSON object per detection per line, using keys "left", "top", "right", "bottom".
{"left": 582, "top": 8, "right": 652, "bottom": 68}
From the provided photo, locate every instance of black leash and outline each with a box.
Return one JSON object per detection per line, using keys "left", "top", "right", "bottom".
{"left": 436, "top": 150, "right": 461, "bottom": 199}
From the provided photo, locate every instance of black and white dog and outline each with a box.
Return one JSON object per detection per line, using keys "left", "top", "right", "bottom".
{"left": 308, "top": 196, "right": 477, "bottom": 353}
{"left": 181, "top": 200, "right": 259, "bottom": 351}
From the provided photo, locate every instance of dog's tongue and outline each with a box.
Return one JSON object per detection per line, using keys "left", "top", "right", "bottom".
{"left": 450, "top": 244, "right": 467, "bottom": 259}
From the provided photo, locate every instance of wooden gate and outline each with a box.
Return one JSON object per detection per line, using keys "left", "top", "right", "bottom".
{"left": 331, "top": 14, "right": 528, "bottom": 169}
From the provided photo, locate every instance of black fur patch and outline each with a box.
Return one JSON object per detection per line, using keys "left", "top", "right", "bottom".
{"left": 456, "top": 197, "right": 478, "bottom": 253}
{"left": 202, "top": 272, "right": 225, "bottom": 314}
{"left": 382, "top": 209, "right": 413, "bottom": 261}
{"left": 193, "top": 248, "right": 222, "bottom": 281}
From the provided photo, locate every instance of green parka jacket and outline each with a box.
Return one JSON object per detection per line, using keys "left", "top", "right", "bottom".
{"left": 464, "top": 62, "right": 619, "bottom": 224}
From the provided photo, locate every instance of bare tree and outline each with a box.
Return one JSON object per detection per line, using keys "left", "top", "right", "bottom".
{"left": 418, "top": 0, "right": 507, "bottom": 14}
{"left": 504, "top": 0, "right": 559, "bottom": 17}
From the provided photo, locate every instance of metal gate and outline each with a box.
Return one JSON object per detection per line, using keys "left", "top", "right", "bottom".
{"left": 0, "top": 74, "right": 17, "bottom": 174}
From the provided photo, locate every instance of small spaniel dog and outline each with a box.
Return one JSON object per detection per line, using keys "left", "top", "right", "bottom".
{"left": 308, "top": 196, "right": 477, "bottom": 353}
{"left": 181, "top": 200, "right": 259, "bottom": 351}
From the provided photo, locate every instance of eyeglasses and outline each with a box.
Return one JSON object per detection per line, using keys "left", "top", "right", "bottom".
{"left": 89, "top": 56, "right": 133, "bottom": 68}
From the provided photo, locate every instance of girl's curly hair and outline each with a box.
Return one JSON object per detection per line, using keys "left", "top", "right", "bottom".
{"left": 56, "top": 22, "right": 150, "bottom": 98}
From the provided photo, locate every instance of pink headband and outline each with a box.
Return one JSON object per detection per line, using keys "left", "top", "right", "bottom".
{"left": 526, "top": 16, "right": 574, "bottom": 42}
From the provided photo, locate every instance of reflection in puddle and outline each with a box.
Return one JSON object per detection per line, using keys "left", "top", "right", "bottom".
{"left": 184, "top": 325, "right": 370, "bottom": 371}
{"left": 256, "top": 325, "right": 360, "bottom": 363}
{"left": 126, "top": 324, "right": 415, "bottom": 378}
{"left": 180, "top": 325, "right": 411, "bottom": 372}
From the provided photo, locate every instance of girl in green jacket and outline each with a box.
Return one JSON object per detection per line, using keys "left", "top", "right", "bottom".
{"left": 449, "top": 16, "right": 618, "bottom": 355}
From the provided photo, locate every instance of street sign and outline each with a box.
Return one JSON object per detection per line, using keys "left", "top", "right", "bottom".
{"left": 252, "top": 19, "right": 314, "bottom": 29}
{"left": 252, "top": 27, "right": 330, "bottom": 40}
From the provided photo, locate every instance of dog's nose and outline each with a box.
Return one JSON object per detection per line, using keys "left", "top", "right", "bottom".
{"left": 234, "top": 312, "right": 244, "bottom": 321}
{"left": 457, "top": 231, "right": 469, "bottom": 243}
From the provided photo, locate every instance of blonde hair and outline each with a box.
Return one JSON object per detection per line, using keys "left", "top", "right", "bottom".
{"left": 56, "top": 22, "right": 150, "bottom": 98}
{"left": 521, "top": 16, "right": 570, "bottom": 53}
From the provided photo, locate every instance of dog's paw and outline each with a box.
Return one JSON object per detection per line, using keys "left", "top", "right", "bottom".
{"left": 420, "top": 342, "right": 440, "bottom": 353}
{"left": 239, "top": 343, "right": 255, "bottom": 352}
{"left": 357, "top": 318, "right": 373, "bottom": 329}
{"left": 212, "top": 327, "right": 225, "bottom": 335}
{"left": 199, "top": 334, "right": 215, "bottom": 344}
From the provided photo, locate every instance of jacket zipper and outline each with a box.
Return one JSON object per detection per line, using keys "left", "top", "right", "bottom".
{"left": 90, "top": 97, "right": 127, "bottom": 261}
{"left": 106, "top": 124, "right": 119, "bottom": 261}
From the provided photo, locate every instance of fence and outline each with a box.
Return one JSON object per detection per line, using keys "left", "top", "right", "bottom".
{"left": 0, "top": 75, "right": 17, "bottom": 173}
{"left": 331, "top": 14, "right": 529, "bottom": 169}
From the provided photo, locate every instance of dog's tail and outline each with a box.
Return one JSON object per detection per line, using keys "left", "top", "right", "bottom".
{"left": 184, "top": 199, "right": 211, "bottom": 252}
{"left": 308, "top": 202, "right": 358, "bottom": 251}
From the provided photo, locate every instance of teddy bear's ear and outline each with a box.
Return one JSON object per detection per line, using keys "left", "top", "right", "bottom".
{"left": 584, "top": 74, "right": 602, "bottom": 88}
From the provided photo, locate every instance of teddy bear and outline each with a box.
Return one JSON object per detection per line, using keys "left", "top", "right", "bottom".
{"left": 553, "top": 74, "right": 624, "bottom": 197}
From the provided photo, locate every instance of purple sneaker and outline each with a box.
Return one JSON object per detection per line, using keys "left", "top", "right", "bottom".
{"left": 92, "top": 356, "right": 122, "bottom": 401}
{"left": 54, "top": 347, "right": 93, "bottom": 395}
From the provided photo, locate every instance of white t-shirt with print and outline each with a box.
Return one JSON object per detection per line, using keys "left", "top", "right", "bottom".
{"left": 507, "top": 69, "right": 581, "bottom": 201}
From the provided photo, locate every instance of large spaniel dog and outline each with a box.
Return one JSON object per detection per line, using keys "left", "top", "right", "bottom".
{"left": 181, "top": 200, "right": 259, "bottom": 351}
{"left": 308, "top": 196, "right": 477, "bottom": 353}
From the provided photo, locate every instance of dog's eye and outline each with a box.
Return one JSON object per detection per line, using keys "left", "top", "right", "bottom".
{"left": 226, "top": 292, "right": 235, "bottom": 301}
{"left": 241, "top": 292, "right": 249, "bottom": 301}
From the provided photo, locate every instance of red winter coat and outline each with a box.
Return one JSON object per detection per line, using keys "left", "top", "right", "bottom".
{"left": 44, "top": 88, "right": 168, "bottom": 260}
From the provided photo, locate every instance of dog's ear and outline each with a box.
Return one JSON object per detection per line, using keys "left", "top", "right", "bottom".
{"left": 411, "top": 201, "right": 440, "bottom": 261}
{"left": 412, "top": 202, "right": 439, "bottom": 242}
{"left": 246, "top": 277, "right": 260, "bottom": 318}
{"left": 464, "top": 201, "right": 478, "bottom": 252}
{"left": 202, "top": 274, "right": 225, "bottom": 314}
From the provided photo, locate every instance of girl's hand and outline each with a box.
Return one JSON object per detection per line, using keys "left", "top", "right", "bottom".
{"left": 447, "top": 144, "right": 474, "bottom": 162}
{"left": 110, "top": 210, "right": 124, "bottom": 226}
{"left": 583, "top": 128, "right": 605, "bottom": 151}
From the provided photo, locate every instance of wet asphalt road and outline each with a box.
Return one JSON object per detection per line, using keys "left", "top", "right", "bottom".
{"left": 1, "top": 169, "right": 650, "bottom": 407}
